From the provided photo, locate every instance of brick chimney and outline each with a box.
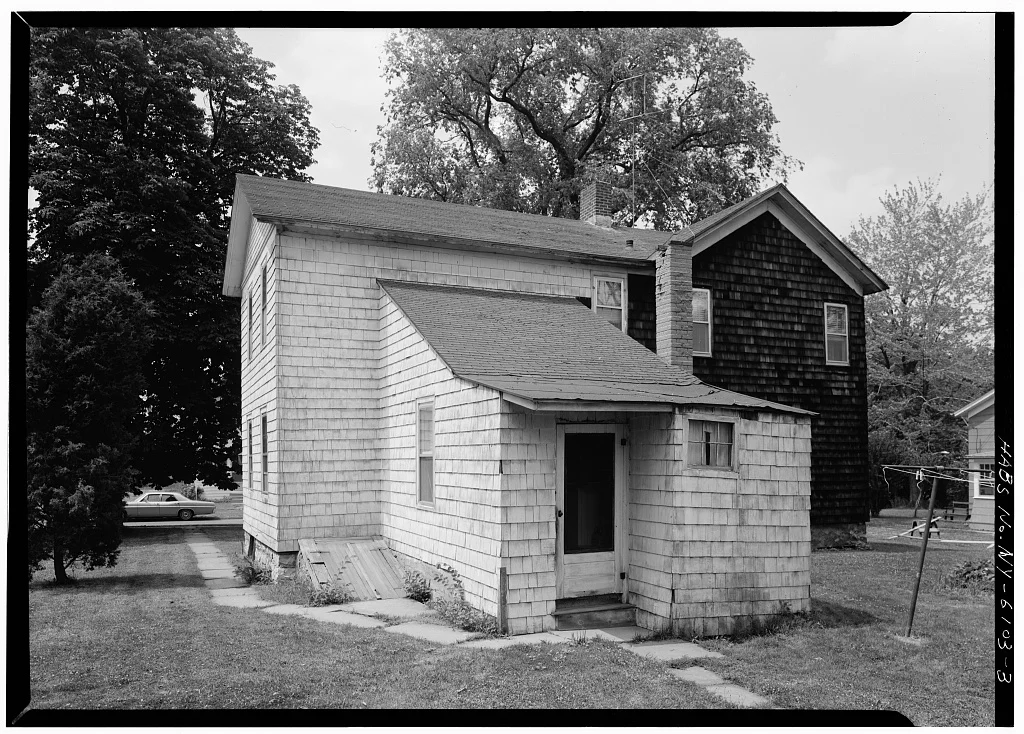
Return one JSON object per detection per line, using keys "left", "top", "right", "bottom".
{"left": 655, "top": 238, "right": 693, "bottom": 372}
{"left": 581, "top": 178, "right": 614, "bottom": 227}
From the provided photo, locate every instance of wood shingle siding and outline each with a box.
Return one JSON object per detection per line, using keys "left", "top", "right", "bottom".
{"left": 627, "top": 273, "right": 657, "bottom": 352}
{"left": 263, "top": 229, "right": 614, "bottom": 555}
{"left": 241, "top": 218, "right": 279, "bottom": 553}
{"left": 692, "top": 212, "right": 869, "bottom": 528}
{"left": 628, "top": 408, "right": 812, "bottom": 636}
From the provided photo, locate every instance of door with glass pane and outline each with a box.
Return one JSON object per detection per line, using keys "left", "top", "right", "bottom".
{"left": 556, "top": 425, "right": 626, "bottom": 599}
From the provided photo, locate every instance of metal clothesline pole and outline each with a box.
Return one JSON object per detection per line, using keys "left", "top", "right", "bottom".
{"left": 906, "top": 472, "right": 940, "bottom": 637}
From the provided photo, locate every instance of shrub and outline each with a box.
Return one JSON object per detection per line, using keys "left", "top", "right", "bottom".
{"left": 403, "top": 569, "right": 432, "bottom": 603}
{"left": 307, "top": 584, "right": 353, "bottom": 607}
{"left": 234, "top": 554, "right": 272, "bottom": 585}
{"left": 938, "top": 558, "right": 995, "bottom": 595}
{"left": 429, "top": 563, "right": 499, "bottom": 636}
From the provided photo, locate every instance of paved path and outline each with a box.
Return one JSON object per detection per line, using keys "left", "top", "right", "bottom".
{"left": 184, "top": 530, "right": 768, "bottom": 708}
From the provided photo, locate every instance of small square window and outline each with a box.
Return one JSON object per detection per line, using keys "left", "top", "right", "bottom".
{"left": 693, "top": 288, "right": 712, "bottom": 356}
{"left": 824, "top": 303, "right": 849, "bottom": 365}
{"left": 687, "top": 420, "right": 734, "bottom": 469}
{"left": 594, "top": 277, "right": 626, "bottom": 331}
{"left": 417, "top": 400, "right": 435, "bottom": 504}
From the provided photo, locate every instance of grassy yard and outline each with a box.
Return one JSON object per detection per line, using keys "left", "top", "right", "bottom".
{"left": 26, "top": 528, "right": 728, "bottom": 713}
{"left": 24, "top": 518, "right": 995, "bottom": 720}
{"left": 699, "top": 512, "right": 995, "bottom": 726}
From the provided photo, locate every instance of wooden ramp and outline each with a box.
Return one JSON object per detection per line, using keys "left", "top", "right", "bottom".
{"left": 298, "top": 536, "right": 406, "bottom": 601}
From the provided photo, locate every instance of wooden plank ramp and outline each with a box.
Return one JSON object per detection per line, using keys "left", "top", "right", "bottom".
{"left": 300, "top": 536, "right": 407, "bottom": 601}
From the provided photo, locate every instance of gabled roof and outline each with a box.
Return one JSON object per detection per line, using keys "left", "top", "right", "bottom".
{"left": 378, "top": 279, "right": 813, "bottom": 415}
{"left": 953, "top": 389, "right": 995, "bottom": 420}
{"left": 660, "top": 184, "right": 888, "bottom": 296}
{"left": 222, "top": 175, "right": 672, "bottom": 295}
{"left": 223, "top": 175, "right": 886, "bottom": 299}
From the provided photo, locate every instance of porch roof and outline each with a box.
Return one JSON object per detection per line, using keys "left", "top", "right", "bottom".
{"left": 378, "top": 279, "right": 813, "bottom": 416}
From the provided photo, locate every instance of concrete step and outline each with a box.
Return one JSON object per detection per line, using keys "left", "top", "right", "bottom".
{"left": 551, "top": 596, "right": 636, "bottom": 630}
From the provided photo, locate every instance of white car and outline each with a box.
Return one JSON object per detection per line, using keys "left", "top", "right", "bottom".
{"left": 123, "top": 491, "right": 216, "bottom": 521}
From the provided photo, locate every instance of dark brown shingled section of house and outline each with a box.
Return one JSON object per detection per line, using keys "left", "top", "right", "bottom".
{"left": 691, "top": 212, "right": 869, "bottom": 525}
{"left": 237, "top": 174, "right": 671, "bottom": 262}
{"left": 378, "top": 279, "right": 811, "bottom": 414}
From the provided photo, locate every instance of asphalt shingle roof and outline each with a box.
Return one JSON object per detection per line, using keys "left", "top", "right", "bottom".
{"left": 378, "top": 279, "right": 811, "bottom": 414}
{"left": 236, "top": 174, "right": 672, "bottom": 262}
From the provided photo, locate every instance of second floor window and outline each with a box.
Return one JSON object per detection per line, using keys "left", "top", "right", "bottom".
{"left": 261, "top": 265, "right": 267, "bottom": 347}
{"left": 594, "top": 277, "right": 626, "bottom": 331}
{"left": 693, "top": 288, "right": 712, "bottom": 356}
{"left": 247, "top": 292, "right": 254, "bottom": 361}
{"left": 824, "top": 303, "right": 849, "bottom": 366}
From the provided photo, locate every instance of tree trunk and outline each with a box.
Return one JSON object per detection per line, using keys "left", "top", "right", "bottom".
{"left": 53, "top": 539, "right": 70, "bottom": 584}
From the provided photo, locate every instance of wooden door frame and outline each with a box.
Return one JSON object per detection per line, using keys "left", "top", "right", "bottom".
{"left": 555, "top": 423, "right": 628, "bottom": 599}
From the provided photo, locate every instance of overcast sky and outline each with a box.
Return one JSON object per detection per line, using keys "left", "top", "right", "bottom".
{"left": 234, "top": 14, "right": 995, "bottom": 238}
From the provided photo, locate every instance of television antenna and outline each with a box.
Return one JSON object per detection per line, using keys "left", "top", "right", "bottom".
{"left": 616, "top": 72, "right": 660, "bottom": 225}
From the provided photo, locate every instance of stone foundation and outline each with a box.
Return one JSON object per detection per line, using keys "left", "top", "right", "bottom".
{"left": 243, "top": 531, "right": 298, "bottom": 580}
{"left": 811, "top": 523, "right": 868, "bottom": 550}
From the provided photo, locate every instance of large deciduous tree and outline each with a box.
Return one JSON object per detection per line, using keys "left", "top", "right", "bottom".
{"left": 848, "top": 179, "right": 994, "bottom": 504}
{"left": 28, "top": 28, "right": 320, "bottom": 488}
{"left": 372, "top": 27, "right": 798, "bottom": 229}
{"left": 28, "top": 254, "right": 154, "bottom": 583}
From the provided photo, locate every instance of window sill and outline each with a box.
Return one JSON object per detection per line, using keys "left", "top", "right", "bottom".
{"left": 825, "top": 361, "right": 850, "bottom": 367}
{"left": 416, "top": 500, "right": 437, "bottom": 511}
{"left": 686, "top": 466, "right": 739, "bottom": 478}
{"left": 693, "top": 352, "right": 712, "bottom": 358}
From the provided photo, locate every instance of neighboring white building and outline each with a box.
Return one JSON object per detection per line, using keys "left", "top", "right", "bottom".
{"left": 221, "top": 174, "right": 815, "bottom": 636}
{"left": 954, "top": 390, "right": 997, "bottom": 532}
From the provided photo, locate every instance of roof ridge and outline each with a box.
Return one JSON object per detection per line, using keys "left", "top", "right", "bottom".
{"left": 237, "top": 173, "right": 673, "bottom": 238}
{"left": 376, "top": 278, "right": 589, "bottom": 304}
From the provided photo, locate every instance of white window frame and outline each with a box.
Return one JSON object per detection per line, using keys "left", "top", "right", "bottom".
{"left": 416, "top": 399, "right": 435, "bottom": 506}
{"left": 824, "top": 302, "right": 850, "bottom": 366}
{"left": 693, "top": 288, "right": 712, "bottom": 357}
{"left": 685, "top": 417, "right": 737, "bottom": 472}
{"left": 247, "top": 292, "right": 254, "bottom": 361}
{"left": 974, "top": 461, "right": 995, "bottom": 498}
{"left": 261, "top": 265, "right": 267, "bottom": 348}
{"left": 261, "top": 412, "right": 269, "bottom": 494}
{"left": 592, "top": 275, "right": 628, "bottom": 332}
{"left": 247, "top": 418, "right": 253, "bottom": 489}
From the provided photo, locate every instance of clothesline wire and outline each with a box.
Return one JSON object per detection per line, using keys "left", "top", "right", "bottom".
{"left": 880, "top": 465, "right": 994, "bottom": 487}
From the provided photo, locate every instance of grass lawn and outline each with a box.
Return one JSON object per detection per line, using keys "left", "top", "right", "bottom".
{"left": 24, "top": 517, "right": 995, "bottom": 720}
{"left": 698, "top": 512, "right": 995, "bottom": 726}
{"left": 26, "top": 528, "right": 730, "bottom": 713}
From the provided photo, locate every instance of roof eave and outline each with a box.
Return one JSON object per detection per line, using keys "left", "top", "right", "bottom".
{"left": 222, "top": 184, "right": 252, "bottom": 298}
{"left": 265, "top": 217, "right": 656, "bottom": 269}
{"left": 953, "top": 389, "right": 995, "bottom": 419}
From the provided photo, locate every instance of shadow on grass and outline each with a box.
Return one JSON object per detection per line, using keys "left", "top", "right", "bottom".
{"left": 866, "top": 541, "right": 925, "bottom": 554}
{"left": 31, "top": 572, "right": 206, "bottom": 593}
{"left": 807, "top": 598, "right": 879, "bottom": 628}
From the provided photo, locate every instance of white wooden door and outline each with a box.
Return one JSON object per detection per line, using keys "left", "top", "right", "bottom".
{"left": 556, "top": 424, "right": 626, "bottom": 599}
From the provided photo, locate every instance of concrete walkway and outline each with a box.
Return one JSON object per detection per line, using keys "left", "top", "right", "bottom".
{"left": 185, "top": 530, "right": 768, "bottom": 708}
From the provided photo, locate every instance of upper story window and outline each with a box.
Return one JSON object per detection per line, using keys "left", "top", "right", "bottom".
{"left": 693, "top": 288, "right": 712, "bottom": 356}
{"left": 247, "top": 292, "right": 254, "bottom": 361}
{"left": 687, "top": 419, "right": 734, "bottom": 469}
{"left": 417, "top": 399, "right": 435, "bottom": 504}
{"left": 261, "top": 265, "right": 267, "bottom": 347}
{"left": 593, "top": 276, "right": 626, "bottom": 331}
{"left": 824, "top": 303, "right": 849, "bottom": 366}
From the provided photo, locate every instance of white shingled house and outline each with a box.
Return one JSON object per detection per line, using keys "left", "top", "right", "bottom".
{"left": 222, "top": 174, "right": 815, "bottom": 636}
